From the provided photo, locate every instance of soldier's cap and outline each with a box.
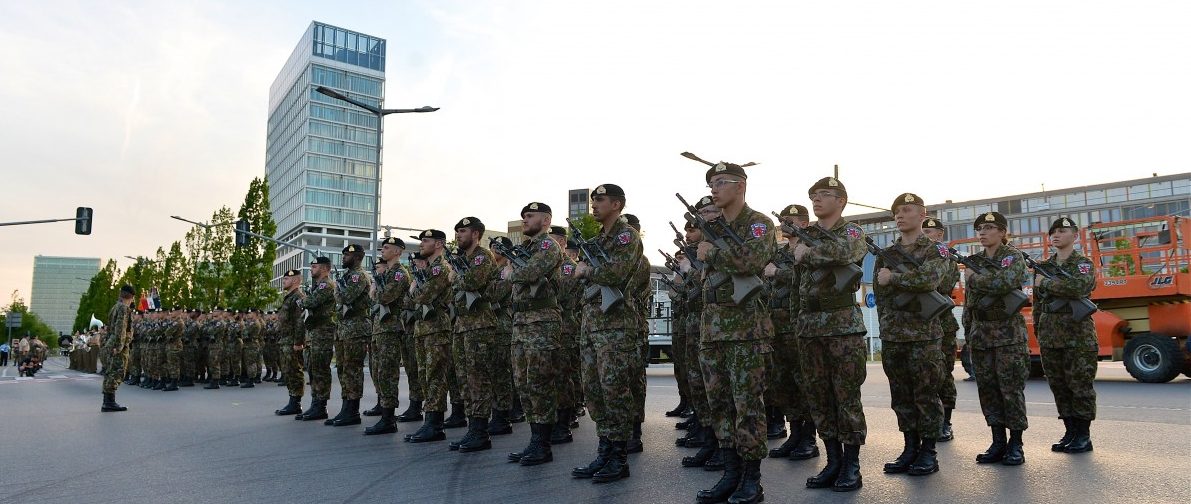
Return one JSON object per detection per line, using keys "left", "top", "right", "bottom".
{"left": 408, "top": 251, "right": 423, "bottom": 261}
{"left": 675, "top": 248, "right": 686, "bottom": 257}
{"left": 696, "top": 196, "right": 716, "bottom": 210}
{"left": 311, "top": 256, "right": 332, "bottom": 266}
{"left": 890, "top": 193, "right": 925, "bottom": 214}
{"left": 779, "top": 204, "right": 809, "bottom": 218}
{"left": 1049, "top": 217, "right": 1079, "bottom": 235}
{"left": 624, "top": 214, "right": 640, "bottom": 228}
{"left": 119, "top": 285, "right": 135, "bottom": 296}
{"left": 549, "top": 225, "right": 567, "bottom": 237}
{"left": 705, "top": 163, "right": 749, "bottom": 185}
{"left": 283, "top": 269, "right": 300, "bottom": 278}
{"left": 410, "top": 229, "right": 447, "bottom": 241}
{"left": 973, "top": 211, "right": 1008, "bottom": 230}
{"left": 565, "top": 239, "right": 579, "bottom": 250}
{"left": 683, "top": 220, "right": 696, "bottom": 231}
{"left": 808, "top": 177, "right": 847, "bottom": 198}
{"left": 520, "top": 202, "right": 552, "bottom": 217}
{"left": 922, "top": 218, "right": 945, "bottom": 231}
{"left": 380, "top": 236, "right": 406, "bottom": 249}
{"left": 454, "top": 217, "right": 484, "bottom": 232}
{"left": 491, "top": 236, "right": 514, "bottom": 250}
{"left": 590, "top": 184, "right": 626, "bottom": 198}
{"left": 342, "top": 244, "right": 364, "bottom": 255}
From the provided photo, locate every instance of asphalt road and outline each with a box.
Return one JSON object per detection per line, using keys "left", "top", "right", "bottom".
{"left": 0, "top": 359, "right": 1187, "bottom": 504}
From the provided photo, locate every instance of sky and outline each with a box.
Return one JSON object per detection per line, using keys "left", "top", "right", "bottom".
{"left": 1, "top": 0, "right": 1188, "bottom": 305}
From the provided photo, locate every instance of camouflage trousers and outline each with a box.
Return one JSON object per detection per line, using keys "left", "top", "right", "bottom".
{"left": 101, "top": 347, "right": 128, "bottom": 394}
{"left": 308, "top": 340, "right": 334, "bottom": 401}
{"left": 513, "top": 321, "right": 561, "bottom": 425}
{"left": 402, "top": 331, "right": 422, "bottom": 402}
{"left": 223, "top": 338, "right": 242, "bottom": 379}
{"left": 206, "top": 342, "right": 222, "bottom": 380}
{"left": 262, "top": 341, "right": 279, "bottom": 375}
{"left": 335, "top": 337, "right": 368, "bottom": 400}
{"left": 461, "top": 328, "right": 497, "bottom": 417}
{"left": 366, "top": 343, "right": 379, "bottom": 398}
{"left": 282, "top": 345, "right": 305, "bottom": 398}
{"left": 801, "top": 335, "right": 868, "bottom": 445}
{"left": 685, "top": 321, "right": 711, "bottom": 426}
{"left": 195, "top": 343, "right": 207, "bottom": 378}
{"left": 166, "top": 340, "right": 182, "bottom": 378}
{"left": 241, "top": 341, "right": 259, "bottom": 379}
{"left": 939, "top": 330, "right": 958, "bottom": 409}
{"left": 882, "top": 339, "right": 944, "bottom": 438}
{"left": 633, "top": 328, "right": 648, "bottom": 423}
{"left": 700, "top": 340, "right": 770, "bottom": 461}
{"left": 972, "top": 343, "right": 1030, "bottom": 430}
{"left": 182, "top": 343, "right": 196, "bottom": 380}
{"left": 581, "top": 328, "right": 636, "bottom": 442}
{"left": 493, "top": 330, "right": 514, "bottom": 411}
{"left": 373, "top": 331, "right": 404, "bottom": 409}
{"left": 672, "top": 328, "right": 691, "bottom": 404}
{"left": 417, "top": 334, "right": 451, "bottom": 412}
{"left": 768, "top": 332, "right": 810, "bottom": 422}
{"left": 450, "top": 331, "right": 466, "bottom": 407}
{"left": 1040, "top": 347, "right": 1097, "bottom": 421}
{"left": 557, "top": 334, "right": 582, "bottom": 410}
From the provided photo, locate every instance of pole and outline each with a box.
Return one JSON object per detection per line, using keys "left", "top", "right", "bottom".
{"left": 372, "top": 110, "right": 382, "bottom": 266}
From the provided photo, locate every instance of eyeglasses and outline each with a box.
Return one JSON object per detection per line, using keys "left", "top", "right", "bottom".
{"left": 975, "top": 224, "right": 1001, "bottom": 232}
{"left": 707, "top": 179, "right": 741, "bottom": 189}
{"left": 810, "top": 191, "right": 839, "bottom": 200}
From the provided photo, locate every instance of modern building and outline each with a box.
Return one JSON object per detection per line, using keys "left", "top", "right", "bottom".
{"left": 266, "top": 21, "right": 387, "bottom": 282}
{"left": 567, "top": 188, "right": 591, "bottom": 220}
{"left": 30, "top": 256, "right": 100, "bottom": 335}
{"left": 506, "top": 220, "right": 524, "bottom": 245}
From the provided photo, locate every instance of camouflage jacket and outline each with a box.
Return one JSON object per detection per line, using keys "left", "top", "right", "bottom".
{"left": 965, "top": 244, "right": 1028, "bottom": 350}
{"left": 769, "top": 245, "right": 799, "bottom": 337}
{"left": 301, "top": 277, "right": 338, "bottom": 330}
{"left": 580, "top": 219, "right": 642, "bottom": 333}
{"left": 339, "top": 264, "right": 373, "bottom": 320}
{"left": 165, "top": 318, "right": 184, "bottom": 344}
{"left": 509, "top": 232, "right": 563, "bottom": 327}
{"left": 684, "top": 260, "right": 705, "bottom": 336}
{"left": 451, "top": 246, "right": 498, "bottom": 332}
{"left": 874, "top": 234, "right": 950, "bottom": 342}
{"left": 279, "top": 289, "right": 305, "bottom": 345}
{"left": 412, "top": 254, "right": 454, "bottom": 338}
{"left": 795, "top": 218, "right": 867, "bottom": 338}
{"left": 558, "top": 254, "right": 582, "bottom": 337}
{"left": 242, "top": 317, "right": 263, "bottom": 345}
{"left": 104, "top": 302, "right": 133, "bottom": 352}
{"left": 1034, "top": 250, "right": 1097, "bottom": 350}
{"left": 702, "top": 204, "right": 776, "bottom": 343}
{"left": 935, "top": 248, "right": 961, "bottom": 334}
{"left": 183, "top": 318, "right": 199, "bottom": 345}
{"left": 375, "top": 260, "right": 412, "bottom": 334}
{"left": 629, "top": 254, "right": 652, "bottom": 332}
{"left": 486, "top": 267, "right": 514, "bottom": 337}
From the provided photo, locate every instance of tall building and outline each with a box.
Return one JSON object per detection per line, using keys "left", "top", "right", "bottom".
{"left": 266, "top": 21, "right": 386, "bottom": 282}
{"left": 568, "top": 188, "right": 591, "bottom": 220}
{"left": 30, "top": 256, "right": 100, "bottom": 335}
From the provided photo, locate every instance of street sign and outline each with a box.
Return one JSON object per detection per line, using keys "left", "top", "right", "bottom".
{"left": 5, "top": 312, "right": 22, "bottom": 328}
{"left": 865, "top": 292, "right": 876, "bottom": 308}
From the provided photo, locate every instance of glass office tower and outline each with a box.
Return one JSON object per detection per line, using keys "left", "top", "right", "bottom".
{"left": 30, "top": 256, "right": 100, "bottom": 335}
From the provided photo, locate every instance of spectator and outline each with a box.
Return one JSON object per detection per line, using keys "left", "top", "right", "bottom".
{"left": 19, "top": 355, "right": 42, "bottom": 377}
{"left": 0, "top": 341, "right": 9, "bottom": 366}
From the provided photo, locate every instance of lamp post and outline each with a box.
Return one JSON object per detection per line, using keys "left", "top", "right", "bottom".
{"left": 314, "top": 85, "right": 438, "bottom": 263}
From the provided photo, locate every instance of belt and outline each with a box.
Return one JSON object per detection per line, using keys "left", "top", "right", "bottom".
{"left": 972, "top": 309, "right": 1011, "bottom": 322}
{"left": 800, "top": 294, "right": 854, "bottom": 313}
{"left": 513, "top": 298, "right": 556, "bottom": 312}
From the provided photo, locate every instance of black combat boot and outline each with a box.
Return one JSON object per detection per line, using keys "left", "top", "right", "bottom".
{"left": 676, "top": 414, "right": 701, "bottom": 447}
{"left": 362, "top": 400, "right": 383, "bottom": 417}
{"left": 551, "top": 408, "right": 574, "bottom": 444}
{"left": 509, "top": 396, "right": 526, "bottom": 423}
{"left": 153, "top": 378, "right": 166, "bottom": 390}
{"left": 728, "top": 459, "right": 763, "bottom": 504}
{"left": 331, "top": 399, "right": 361, "bottom": 426}
{"left": 405, "top": 411, "right": 446, "bottom": 443}
{"left": 908, "top": 438, "right": 939, "bottom": 476}
{"left": 627, "top": 423, "right": 643, "bottom": 454}
{"left": 769, "top": 421, "right": 801, "bottom": 458}
{"left": 203, "top": 378, "right": 220, "bottom": 390}
{"left": 519, "top": 423, "right": 554, "bottom": 466}
{"left": 253, "top": 374, "right": 262, "bottom": 384}
{"left": 163, "top": 378, "right": 179, "bottom": 392}
{"left": 101, "top": 392, "right": 127, "bottom": 412}
{"left": 665, "top": 397, "right": 689, "bottom": 417}
{"left": 364, "top": 407, "right": 397, "bottom": 435}
{"left": 1064, "top": 419, "right": 1093, "bottom": 453}
{"left": 227, "top": 376, "right": 240, "bottom": 387}
{"left": 396, "top": 400, "right": 424, "bottom": 423}
{"left": 459, "top": 417, "right": 492, "bottom": 452}
{"left": 766, "top": 407, "right": 787, "bottom": 439}
{"left": 976, "top": 426, "right": 1008, "bottom": 464}
{"left": 883, "top": 431, "right": 920, "bottom": 474}
{"left": 697, "top": 449, "right": 741, "bottom": 503}
{"left": 806, "top": 440, "right": 842, "bottom": 489}
{"left": 299, "top": 399, "right": 328, "bottom": 421}
{"left": 325, "top": 399, "right": 349, "bottom": 426}
{"left": 276, "top": 373, "right": 286, "bottom": 386}
{"left": 275, "top": 396, "right": 303, "bottom": 416}
{"left": 180, "top": 376, "right": 195, "bottom": 387}
{"left": 489, "top": 409, "right": 513, "bottom": 435}
{"left": 790, "top": 420, "right": 820, "bottom": 460}
{"left": 683, "top": 428, "right": 717, "bottom": 468}
{"left": 939, "top": 408, "right": 955, "bottom": 442}
{"left": 123, "top": 374, "right": 136, "bottom": 386}
{"left": 676, "top": 415, "right": 696, "bottom": 430}
{"left": 592, "top": 440, "right": 630, "bottom": 483}
{"left": 449, "top": 420, "right": 477, "bottom": 451}
{"left": 832, "top": 444, "right": 863, "bottom": 492}
{"left": 443, "top": 402, "right": 466, "bottom": 429}
{"left": 572, "top": 436, "right": 611, "bottom": 478}
{"left": 1002, "top": 429, "right": 1026, "bottom": 465}
{"left": 1052, "top": 418, "right": 1074, "bottom": 452}
{"left": 703, "top": 446, "right": 725, "bottom": 471}
{"left": 239, "top": 378, "right": 254, "bottom": 388}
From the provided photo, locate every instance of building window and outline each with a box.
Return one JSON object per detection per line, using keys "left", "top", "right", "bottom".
{"left": 1087, "top": 190, "right": 1106, "bottom": 205}
{"left": 1106, "top": 187, "right": 1126, "bottom": 203}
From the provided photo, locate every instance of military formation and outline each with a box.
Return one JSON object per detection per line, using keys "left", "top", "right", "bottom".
{"left": 92, "top": 157, "right": 1099, "bottom": 504}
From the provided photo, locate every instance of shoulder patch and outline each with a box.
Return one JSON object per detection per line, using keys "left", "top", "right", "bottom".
{"left": 936, "top": 242, "right": 950, "bottom": 258}
{"left": 541, "top": 239, "right": 553, "bottom": 250}
{"left": 393, "top": 271, "right": 405, "bottom": 282}
{"left": 845, "top": 225, "right": 861, "bottom": 240}
{"left": 474, "top": 255, "right": 485, "bottom": 266}
{"left": 617, "top": 231, "right": 632, "bottom": 245}
{"left": 750, "top": 222, "right": 768, "bottom": 238}
{"left": 1078, "top": 262, "right": 1092, "bottom": 275}
{"left": 562, "top": 263, "right": 575, "bottom": 276}
{"left": 350, "top": 274, "right": 360, "bottom": 283}
{"left": 317, "top": 282, "right": 327, "bottom": 290}
{"left": 1001, "top": 255, "right": 1015, "bottom": 268}
{"left": 431, "top": 265, "right": 442, "bottom": 276}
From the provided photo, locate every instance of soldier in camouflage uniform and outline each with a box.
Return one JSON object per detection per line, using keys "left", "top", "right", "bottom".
{"left": 123, "top": 312, "right": 142, "bottom": 386}
{"left": 162, "top": 308, "right": 183, "bottom": 391}
{"left": 405, "top": 230, "right": 455, "bottom": 443}
{"left": 677, "top": 202, "right": 722, "bottom": 471}
{"left": 445, "top": 218, "right": 500, "bottom": 452}
{"left": 667, "top": 247, "right": 692, "bottom": 422}
{"left": 101, "top": 285, "right": 136, "bottom": 412}
{"left": 363, "top": 238, "right": 412, "bottom": 434}
{"left": 688, "top": 161, "right": 775, "bottom": 504}
{"left": 223, "top": 311, "right": 242, "bottom": 387}
{"left": 966, "top": 211, "right": 1030, "bottom": 466}
{"left": 548, "top": 225, "right": 581, "bottom": 446}
{"left": 623, "top": 214, "right": 651, "bottom": 454}
{"left": 239, "top": 310, "right": 263, "bottom": 388}
{"left": 795, "top": 177, "right": 867, "bottom": 493}
{"left": 395, "top": 254, "right": 426, "bottom": 424}
{"left": 325, "top": 244, "right": 372, "bottom": 427}
{"left": 1035, "top": 217, "right": 1097, "bottom": 454}
{"left": 503, "top": 202, "right": 564, "bottom": 467}
{"left": 140, "top": 312, "right": 156, "bottom": 388}
{"left": 570, "top": 186, "right": 641, "bottom": 484}
{"left": 296, "top": 257, "right": 337, "bottom": 421}
{"left": 487, "top": 238, "right": 517, "bottom": 436}
{"left": 181, "top": 309, "right": 200, "bottom": 387}
{"left": 202, "top": 309, "right": 224, "bottom": 390}
{"left": 923, "top": 218, "right": 961, "bottom": 441}
{"left": 274, "top": 269, "right": 306, "bottom": 416}
{"left": 194, "top": 310, "right": 208, "bottom": 384}
{"left": 262, "top": 311, "right": 279, "bottom": 382}
{"left": 874, "top": 193, "right": 952, "bottom": 477}
{"left": 767, "top": 204, "right": 821, "bottom": 462}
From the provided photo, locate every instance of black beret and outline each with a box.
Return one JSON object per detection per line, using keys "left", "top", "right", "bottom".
{"left": 808, "top": 177, "right": 847, "bottom": 198}
{"left": 922, "top": 218, "right": 945, "bottom": 231}
{"left": 1048, "top": 217, "right": 1078, "bottom": 235}
{"left": 491, "top": 236, "right": 513, "bottom": 249}
{"left": 283, "top": 269, "right": 300, "bottom": 277}
{"left": 591, "top": 184, "right": 626, "bottom": 198}
{"left": 565, "top": 239, "right": 579, "bottom": 250}
{"left": 674, "top": 248, "right": 686, "bottom": 257}
{"left": 413, "top": 229, "right": 447, "bottom": 241}
{"left": 520, "top": 202, "right": 552, "bottom": 217}
{"left": 408, "top": 251, "right": 423, "bottom": 261}
{"left": 119, "top": 285, "right": 135, "bottom": 296}
{"left": 890, "top": 193, "right": 925, "bottom": 213}
{"left": 312, "top": 256, "right": 332, "bottom": 265}
{"left": 342, "top": 244, "right": 364, "bottom": 255}
{"left": 623, "top": 214, "right": 640, "bottom": 229}
{"left": 380, "top": 236, "right": 405, "bottom": 248}
{"left": 683, "top": 220, "right": 696, "bottom": 231}
{"left": 974, "top": 211, "right": 1008, "bottom": 230}
{"left": 454, "top": 217, "right": 484, "bottom": 231}
{"left": 705, "top": 162, "right": 748, "bottom": 185}
{"left": 548, "top": 225, "right": 567, "bottom": 237}
{"left": 779, "top": 204, "right": 809, "bottom": 218}
{"left": 696, "top": 196, "right": 715, "bottom": 209}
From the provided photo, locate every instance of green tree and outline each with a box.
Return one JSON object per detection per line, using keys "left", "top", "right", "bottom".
{"left": 229, "top": 177, "right": 278, "bottom": 310}
{"left": 569, "top": 213, "right": 602, "bottom": 239}
{"left": 3, "top": 291, "right": 60, "bottom": 349}
{"left": 72, "top": 259, "right": 121, "bottom": 332}
{"left": 1106, "top": 239, "right": 1137, "bottom": 276}
{"left": 159, "top": 241, "right": 190, "bottom": 308}
{"left": 192, "top": 206, "right": 236, "bottom": 308}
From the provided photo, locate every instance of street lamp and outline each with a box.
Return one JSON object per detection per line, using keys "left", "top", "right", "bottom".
{"left": 314, "top": 85, "right": 438, "bottom": 262}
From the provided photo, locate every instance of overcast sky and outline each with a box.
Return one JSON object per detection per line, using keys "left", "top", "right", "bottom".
{"left": 1, "top": 0, "right": 1187, "bottom": 304}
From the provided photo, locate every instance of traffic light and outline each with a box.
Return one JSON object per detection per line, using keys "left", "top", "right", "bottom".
{"left": 235, "top": 219, "right": 250, "bottom": 247}
{"left": 75, "top": 207, "right": 93, "bottom": 235}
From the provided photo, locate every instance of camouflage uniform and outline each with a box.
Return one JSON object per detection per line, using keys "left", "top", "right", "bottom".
{"left": 279, "top": 288, "right": 306, "bottom": 398}
{"left": 205, "top": 315, "right": 223, "bottom": 383}
{"left": 453, "top": 247, "right": 499, "bottom": 417}
{"left": 301, "top": 278, "right": 338, "bottom": 401}
{"left": 165, "top": 315, "right": 184, "bottom": 381}
{"left": 242, "top": 316, "right": 263, "bottom": 381}
{"left": 1034, "top": 251, "right": 1098, "bottom": 421}
{"left": 337, "top": 263, "right": 374, "bottom": 400}
{"left": 874, "top": 234, "right": 951, "bottom": 438}
{"left": 699, "top": 205, "right": 776, "bottom": 460}
{"left": 965, "top": 244, "right": 1030, "bottom": 431}
{"left": 183, "top": 315, "right": 199, "bottom": 382}
{"left": 488, "top": 268, "right": 515, "bottom": 412}
{"left": 628, "top": 253, "right": 652, "bottom": 424}
{"left": 936, "top": 255, "right": 962, "bottom": 409}
{"left": 511, "top": 233, "right": 564, "bottom": 424}
{"left": 373, "top": 261, "right": 412, "bottom": 409}
{"left": 557, "top": 254, "right": 584, "bottom": 412}
{"left": 101, "top": 301, "right": 133, "bottom": 394}
{"left": 684, "top": 265, "right": 711, "bottom": 427}
{"left": 796, "top": 219, "right": 868, "bottom": 446}
{"left": 669, "top": 274, "right": 690, "bottom": 407}
{"left": 262, "top": 317, "right": 279, "bottom": 379}
{"left": 400, "top": 295, "right": 423, "bottom": 404}
{"left": 767, "top": 247, "right": 809, "bottom": 424}
{"left": 223, "top": 317, "right": 242, "bottom": 380}
{"left": 411, "top": 255, "right": 455, "bottom": 413}
{"left": 194, "top": 315, "right": 208, "bottom": 380}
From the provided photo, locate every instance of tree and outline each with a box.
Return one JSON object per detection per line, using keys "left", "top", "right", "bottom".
{"left": 3, "top": 291, "right": 60, "bottom": 349}
{"left": 192, "top": 206, "right": 236, "bottom": 308}
{"left": 1106, "top": 239, "right": 1137, "bottom": 277}
{"left": 72, "top": 259, "right": 121, "bottom": 332}
{"left": 229, "top": 177, "right": 278, "bottom": 310}
{"left": 569, "top": 213, "right": 602, "bottom": 240}
{"left": 159, "top": 241, "right": 191, "bottom": 308}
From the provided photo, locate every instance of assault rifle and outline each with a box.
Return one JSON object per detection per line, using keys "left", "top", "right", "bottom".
{"left": 566, "top": 218, "right": 625, "bottom": 313}
{"left": 1025, "top": 255, "right": 1098, "bottom": 321}
{"left": 676, "top": 193, "right": 763, "bottom": 305}
{"left": 771, "top": 211, "right": 863, "bottom": 292}
{"left": 947, "top": 247, "right": 1030, "bottom": 316}
{"left": 863, "top": 236, "right": 956, "bottom": 320}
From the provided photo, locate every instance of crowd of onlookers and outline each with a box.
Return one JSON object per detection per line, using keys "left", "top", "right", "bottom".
{"left": 1, "top": 335, "right": 50, "bottom": 377}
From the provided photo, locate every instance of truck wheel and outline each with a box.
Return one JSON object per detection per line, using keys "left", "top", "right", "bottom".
{"left": 1123, "top": 334, "right": 1182, "bottom": 383}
